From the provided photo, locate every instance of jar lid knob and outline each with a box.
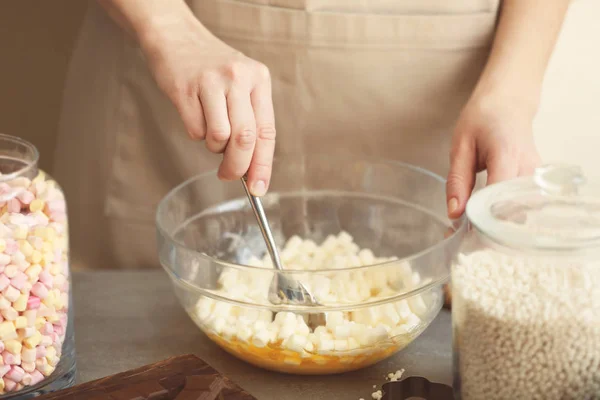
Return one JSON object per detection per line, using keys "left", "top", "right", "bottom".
{"left": 534, "top": 164, "right": 586, "bottom": 196}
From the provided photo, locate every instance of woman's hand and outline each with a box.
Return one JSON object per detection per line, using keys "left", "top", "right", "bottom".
{"left": 443, "top": 0, "right": 570, "bottom": 219}
{"left": 138, "top": 5, "right": 275, "bottom": 196}
{"left": 446, "top": 93, "right": 541, "bottom": 218}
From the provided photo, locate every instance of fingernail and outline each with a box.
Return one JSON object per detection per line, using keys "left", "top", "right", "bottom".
{"left": 251, "top": 180, "right": 267, "bottom": 197}
{"left": 448, "top": 197, "right": 458, "bottom": 215}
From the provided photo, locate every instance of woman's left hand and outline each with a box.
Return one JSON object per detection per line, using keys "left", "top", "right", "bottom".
{"left": 445, "top": 93, "right": 542, "bottom": 218}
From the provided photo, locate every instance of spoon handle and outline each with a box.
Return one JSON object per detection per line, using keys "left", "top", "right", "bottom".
{"left": 240, "top": 176, "right": 284, "bottom": 272}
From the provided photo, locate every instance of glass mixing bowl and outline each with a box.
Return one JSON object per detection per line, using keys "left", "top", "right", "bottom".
{"left": 156, "top": 154, "right": 465, "bottom": 375}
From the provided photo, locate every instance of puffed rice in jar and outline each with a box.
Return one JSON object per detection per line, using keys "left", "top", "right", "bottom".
{"left": 453, "top": 165, "right": 600, "bottom": 400}
{"left": 0, "top": 134, "right": 74, "bottom": 397}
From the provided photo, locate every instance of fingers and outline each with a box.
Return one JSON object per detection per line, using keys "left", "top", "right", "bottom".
{"left": 218, "top": 88, "right": 256, "bottom": 181}
{"left": 200, "top": 89, "right": 231, "bottom": 154}
{"left": 518, "top": 152, "right": 542, "bottom": 177}
{"left": 246, "top": 76, "right": 276, "bottom": 196}
{"left": 447, "top": 141, "right": 476, "bottom": 219}
{"left": 486, "top": 152, "right": 518, "bottom": 186}
{"left": 177, "top": 95, "right": 206, "bottom": 140}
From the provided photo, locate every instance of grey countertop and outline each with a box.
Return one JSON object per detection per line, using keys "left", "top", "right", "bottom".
{"left": 73, "top": 271, "right": 453, "bottom": 400}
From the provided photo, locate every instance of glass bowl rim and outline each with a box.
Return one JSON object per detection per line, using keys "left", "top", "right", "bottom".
{"left": 155, "top": 155, "right": 467, "bottom": 274}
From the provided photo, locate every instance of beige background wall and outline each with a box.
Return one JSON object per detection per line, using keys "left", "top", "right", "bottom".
{"left": 0, "top": 1, "right": 86, "bottom": 171}
{"left": 0, "top": 0, "right": 598, "bottom": 177}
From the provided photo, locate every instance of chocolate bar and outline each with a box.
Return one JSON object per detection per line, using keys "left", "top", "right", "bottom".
{"left": 36, "top": 355, "right": 256, "bottom": 400}
{"left": 382, "top": 376, "right": 453, "bottom": 400}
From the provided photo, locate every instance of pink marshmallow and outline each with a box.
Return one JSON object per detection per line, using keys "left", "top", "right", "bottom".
{"left": 35, "top": 346, "right": 46, "bottom": 359}
{"left": 3, "top": 377, "right": 17, "bottom": 392}
{"left": 53, "top": 325, "right": 64, "bottom": 336}
{"left": 5, "top": 366, "right": 25, "bottom": 383}
{"left": 26, "top": 296, "right": 41, "bottom": 310}
{"left": 10, "top": 273, "right": 27, "bottom": 290}
{"left": 39, "top": 270, "right": 53, "bottom": 288}
{"left": 40, "top": 335, "right": 53, "bottom": 347}
{"left": 0, "top": 273, "right": 10, "bottom": 291}
{"left": 31, "top": 282, "right": 48, "bottom": 299}
{"left": 47, "top": 200, "right": 66, "bottom": 213}
{"left": 0, "top": 341, "right": 4, "bottom": 353}
{"left": 17, "top": 190, "right": 35, "bottom": 205}
{"left": 0, "top": 183, "right": 11, "bottom": 194}
{"left": 30, "top": 370, "right": 44, "bottom": 385}
{"left": 7, "top": 198, "right": 21, "bottom": 213}
{"left": 0, "top": 365, "right": 10, "bottom": 378}
{"left": 4, "top": 240, "right": 18, "bottom": 255}
{"left": 50, "top": 211, "right": 66, "bottom": 223}
{"left": 41, "top": 322, "right": 53, "bottom": 336}
{"left": 0, "top": 315, "right": 3, "bottom": 323}
{"left": 2, "top": 351, "right": 17, "bottom": 365}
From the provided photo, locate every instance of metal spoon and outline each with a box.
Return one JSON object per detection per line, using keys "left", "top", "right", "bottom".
{"left": 240, "top": 176, "right": 326, "bottom": 329}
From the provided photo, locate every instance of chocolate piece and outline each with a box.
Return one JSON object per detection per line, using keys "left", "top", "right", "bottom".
{"left": 36, "top": 355, "right": 256, "bottom": 400}
{"left": 382, "top": 376, "right": 453, "bottom": 400}
{"left": 443, "top": 283, "right": 452, "bottom": 310}
{"left": 109, "top": 382, "right": 169, "bottom": 400}
{"left": 174, "top": 376, "right": 226, "bottom": 400}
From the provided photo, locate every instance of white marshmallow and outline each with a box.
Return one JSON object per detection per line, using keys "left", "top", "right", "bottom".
{"left": 278, "top": 324, "right": 296, "bottom": 341}
{"left": 367, "top": 326, "right": 388, "bottom": 345}
{"left": 334, "top": 324, "right": 352, "bottom": 339}
{"left": 408, "top": 295, "right": 429, "bottom": 317}
{"left": 211, "top": 317, "right": 226, "bottom": 334}
{"left": 334, "top": 339, "right": 349, "bottom": 352}
{"left": 326, "top": 311, "right": 345, "bottom": 330}
{"left": 318, "top": 338, "right": 335, "bottom": 353}
{"left": 285, "top": 334, "right": 308, "bottom": 353}
{"left": 252, "top": 329, "right": 272, "bottom": 348}
{"left": 395, "top": 300, "right": 414, "bottom": 322}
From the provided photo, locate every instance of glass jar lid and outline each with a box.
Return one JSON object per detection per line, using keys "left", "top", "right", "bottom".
{"left": 466, "top": 164, "right": 600, "bottom": 252}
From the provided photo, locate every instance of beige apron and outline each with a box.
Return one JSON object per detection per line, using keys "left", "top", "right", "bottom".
{"left": 54, "top": 0, "right": 500, "bottom": 270}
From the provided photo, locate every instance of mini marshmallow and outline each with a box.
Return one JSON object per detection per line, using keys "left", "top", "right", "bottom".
{"left": 285, "top": 334, "right": 308, "bottom": 353}
{"left": 277, "top": 324, "right": 295, "bottom": 341}
{"left": 334, "top": 340, "right": 349, "bottom": 352}
{"left": 318, "top": 338, "right": 335, "bottom": 353}
{"left": 3, "top": 286, "right": 20, "bottom": 302}
{"left": 4, "top": 340, "right": 22, "bottom": 354}
{"left": 1, "top": 307, "right": 18, "bottom": 321}
{"left": 21, "top": 362, "right": 35, "bottom": 373}
{"left": 407, "top": 295, "right": 428, "bottom": 317}
{"left": 5, "top": 367, "right": 24, "bottom": 383}
{"left": 367, "top": 326, "right": 388, "bottom": 345}
{"left": 326, "top": 312, "right": 345, "bottom": 330}
{"left": 0, "top": 365, "right": 10, "bottom": 378}
{"left": 252, "top": 329, "right": 272, "bottom": 348}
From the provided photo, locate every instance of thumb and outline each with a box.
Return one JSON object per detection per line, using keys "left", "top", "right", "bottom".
{"left": 446, "top": 143, "right": 476, "bottom": 219}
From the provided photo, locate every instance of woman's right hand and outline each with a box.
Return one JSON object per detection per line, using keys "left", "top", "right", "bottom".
{"left": 138, "top": 8, "right": 276, "bottom": 196}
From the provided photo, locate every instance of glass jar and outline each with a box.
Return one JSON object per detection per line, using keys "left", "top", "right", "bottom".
{"left": 452, "top": 165, "right": 600, "bottom": 400}
{"left": 0, "top": 134, "right": 75, "bottom": 398}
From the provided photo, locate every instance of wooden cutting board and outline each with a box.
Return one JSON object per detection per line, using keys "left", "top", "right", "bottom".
{"left": 36, "top": 354, "right": 256, "bottom": 400}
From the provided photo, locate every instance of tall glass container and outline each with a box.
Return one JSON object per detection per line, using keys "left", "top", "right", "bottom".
{"left": 452, "top": 165, "right": 600, "bottom": 400}
{"left": 0, "top": 134, "right": 75, "bottom": 398}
